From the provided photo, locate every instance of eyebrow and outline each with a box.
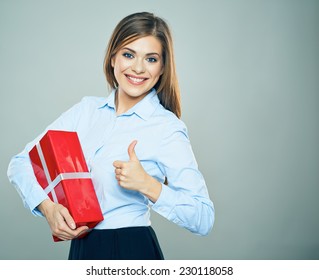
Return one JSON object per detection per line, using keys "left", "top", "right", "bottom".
{"left": 122, "top": 47, "right": 161, "bottom": 57}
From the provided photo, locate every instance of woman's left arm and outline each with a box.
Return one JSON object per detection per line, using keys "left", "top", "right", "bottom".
{"left": 151, "top": 122, "right": 215, "bottom": 236}
{"left": 113, "top": 121, "right": 215, "bottom": 236}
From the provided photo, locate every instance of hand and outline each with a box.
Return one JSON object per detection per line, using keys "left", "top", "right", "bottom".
{"left": 113, "top": 140, "right": 162, "bottom": 202}
{"left": 38, "top": 199, "right": 89, "bottom": 241}
{"left": 113, "top": 140, "right": 147, "bottom": 191}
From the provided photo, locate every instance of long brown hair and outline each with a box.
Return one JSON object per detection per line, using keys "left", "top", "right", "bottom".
{"left": 103, "top": 12, "right": 181, "bottom": 118}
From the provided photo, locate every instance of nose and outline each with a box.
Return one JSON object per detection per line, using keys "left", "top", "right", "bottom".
{"left": 131, "top": 58, "right": 145, "bottom": 74}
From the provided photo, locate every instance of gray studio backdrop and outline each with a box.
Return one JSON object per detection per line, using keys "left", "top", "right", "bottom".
{"left": 1, "top": 0, "right": 318, "bottom": 260}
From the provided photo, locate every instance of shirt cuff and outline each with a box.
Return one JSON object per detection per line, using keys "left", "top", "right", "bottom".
{"left": 150, "top": 183, "right": 178, "bottom": 219}
{"left": 27, "top": 183, "right": 49, "bottom": 217}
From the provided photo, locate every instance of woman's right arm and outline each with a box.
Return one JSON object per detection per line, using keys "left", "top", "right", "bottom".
{"left": 7, "top": 98, "right": 89, "bottom": 239}
{"left": 7, "top": 100, "right": 81, "bottom": 214}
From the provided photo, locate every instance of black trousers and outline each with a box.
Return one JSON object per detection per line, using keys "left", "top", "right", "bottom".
{"left": 68, "top": 226, "right": 164, "bottom": 260}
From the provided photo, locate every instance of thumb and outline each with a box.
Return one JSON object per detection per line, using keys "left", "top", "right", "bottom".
{"left": 128, "top": 140, "right": 138, "bottom": 161}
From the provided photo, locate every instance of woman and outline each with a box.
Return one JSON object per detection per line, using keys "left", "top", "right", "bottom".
{"left": 7, "top": 12, "right": 214, "bottom": 260}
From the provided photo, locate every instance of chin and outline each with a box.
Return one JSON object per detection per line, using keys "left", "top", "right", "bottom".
{"left": 123, "top": 85, "right": 152, "bottom": 97}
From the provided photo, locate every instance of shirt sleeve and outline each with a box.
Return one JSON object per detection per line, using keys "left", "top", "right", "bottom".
{"left": 151, "top": 120, "right": 215, "bottom": 236}
{"left": 7, "top": 99, "right": 85, "bottom": 216}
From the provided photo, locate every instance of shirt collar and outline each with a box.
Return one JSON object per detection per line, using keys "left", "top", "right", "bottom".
{"left": 97, "top": 89, "right": 116, "bottom": 111}
{"left": 98, "top": 88, "right": 160, "bottom": 121}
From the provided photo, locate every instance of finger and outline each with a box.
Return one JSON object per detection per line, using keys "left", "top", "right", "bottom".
{"left": 55, "top": 226, "right": 89, "bottom": 240}
{"left": 115, "top": 168, "right": 127, "bottom": 176}
{"left": 113, "top": 160, "right": 125, "bottom": 168}
{"left": 128, "top": 140, "right": 138, "bottom": 161}
{"left": 60, "top": 207, "right": 76, "bottom": 230}
{"left": 52, "top": 222, "right": 75, "bottom": 240}
{"left": 115, "top": 168, "right": 122, "bottom": 175}
{"left": 115, "top": 174, "right": 126, "bottom": 182}
{"left": 74, "top": 226, "right": 90, "bottom": 238}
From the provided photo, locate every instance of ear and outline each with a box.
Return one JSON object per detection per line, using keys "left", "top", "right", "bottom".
{"left": 111, "top": 56, "right": 115, "bottom": 68}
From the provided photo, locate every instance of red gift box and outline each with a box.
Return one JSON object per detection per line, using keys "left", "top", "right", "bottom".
{"left": 29, "top": 130, "right": 104, "bottom": 242}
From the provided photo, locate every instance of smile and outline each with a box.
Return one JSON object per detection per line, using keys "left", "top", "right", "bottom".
{"left": 125, "top": 74, "right": 148, "bottom": 85}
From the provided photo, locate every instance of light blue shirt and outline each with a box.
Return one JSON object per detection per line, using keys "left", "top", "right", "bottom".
{"left": 7, "top": 89, "right": 214, "bottom": 235}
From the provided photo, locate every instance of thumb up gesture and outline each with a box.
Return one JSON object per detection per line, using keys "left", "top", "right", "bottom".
{"left": 113, "top": 140, "right": 147, "bottom": 191}
{"left": 113, "top": 140, "right": 162, "bottom": 202}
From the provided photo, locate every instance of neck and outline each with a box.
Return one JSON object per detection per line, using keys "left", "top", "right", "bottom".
{"left": 115, "top": 89, "right": 148, "bottom": 115}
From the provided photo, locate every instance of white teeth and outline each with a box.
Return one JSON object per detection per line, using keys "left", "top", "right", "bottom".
{"left": 127, "top": 76, "right": 145, "bottom": 83}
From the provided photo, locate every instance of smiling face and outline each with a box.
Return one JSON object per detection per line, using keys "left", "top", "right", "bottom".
{"left": 111, "top": 36, "right": 164, "bottom": 104}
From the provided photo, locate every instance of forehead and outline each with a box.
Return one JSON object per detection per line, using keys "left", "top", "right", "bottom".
{"left": 121, "top": 36, "right": 162, "bottom": 54}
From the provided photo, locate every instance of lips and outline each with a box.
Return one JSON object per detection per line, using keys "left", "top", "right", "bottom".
{"left": 125, "top": 74, "right": 148, "bottom": 85}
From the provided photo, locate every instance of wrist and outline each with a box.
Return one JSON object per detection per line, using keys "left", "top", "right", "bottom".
{"left": 141, "top": 175, "right": 162, "bottom": 203}
{"left": 37, "top": 199, "right": 54, "bottom": 217}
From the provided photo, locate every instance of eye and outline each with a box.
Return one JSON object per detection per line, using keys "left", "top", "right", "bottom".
{"left": 146, "top": 57, "right": 158, "bottom": 63}
{"left": 123, "top": 52, "right": 134, "bottom": 59}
